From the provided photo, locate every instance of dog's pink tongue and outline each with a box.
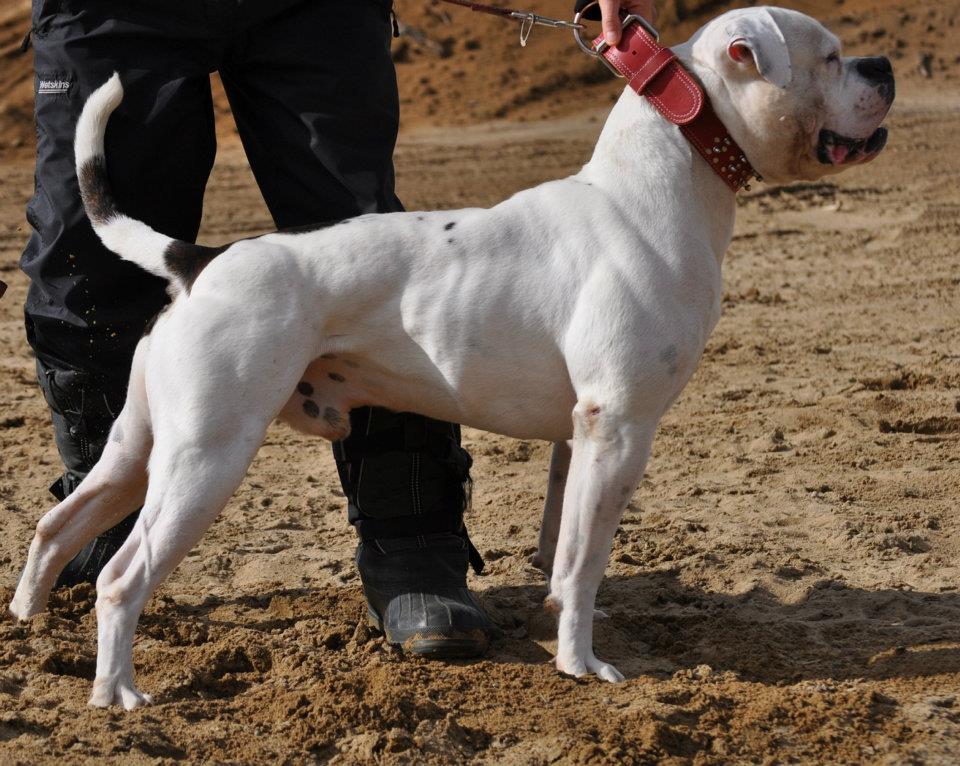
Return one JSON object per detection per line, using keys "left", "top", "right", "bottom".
{"left": 830, "top": 144, "right": 850, "bottom": 164}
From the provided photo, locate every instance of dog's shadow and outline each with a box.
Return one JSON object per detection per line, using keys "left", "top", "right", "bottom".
{"left": 129, "top": 570, "right": 960, "bottom": 685}
{"left": 480, "top": 571, "right": 960, "bottom": 684}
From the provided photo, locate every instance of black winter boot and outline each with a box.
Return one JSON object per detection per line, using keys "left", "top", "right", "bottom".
{"left": 335, "top": 408, "right": 492, "bottom": 658}
{"left": 358, "top": 534, "right": 490, "bottom": 657}
{"left": 31, "top": 356, "right": 139, "bottom": 588}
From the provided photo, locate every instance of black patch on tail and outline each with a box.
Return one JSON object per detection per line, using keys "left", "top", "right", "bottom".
{"left": 163, "top": 240, "right": 229, "bottom": 292}
{"left": 77, "top": 156, "right": 119, "bottom": 226}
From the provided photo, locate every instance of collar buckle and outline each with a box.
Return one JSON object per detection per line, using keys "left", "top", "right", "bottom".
{"left": 573, "top": 2, "right": 660, "bottom": 78}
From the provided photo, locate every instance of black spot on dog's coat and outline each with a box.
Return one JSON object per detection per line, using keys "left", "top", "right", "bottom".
{"left": 659, "top": 346, "right": 679, "bottom": 376}
{"left": 328, "top": 372, "right": 345, "bottom": 383}
{"left": 303, "top": 400, "right": 320, "bottom": 418}
{"left": 444, "top": 222, "right": 456, "bottom": 231}
{"left": 142, "top": 303, "right": 171, "bottom": 337}
{"left": 163, "top": 219, "right": 347, "bottom": 294}
{"left": 297, "top": 381, "right": 314, "bottom": 396}
{"left": 163, "top": 240, "right": 229, "bottom": 292}
{"left": 323, "top": 407, "right": 343, "bottom": 427}
{"left": 143, "top": 313, "right": 160, "bottom": 337}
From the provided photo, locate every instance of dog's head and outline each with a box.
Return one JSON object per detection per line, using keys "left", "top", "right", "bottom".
{"left": 677, "top": 6, "right": 895, "bottom": 183}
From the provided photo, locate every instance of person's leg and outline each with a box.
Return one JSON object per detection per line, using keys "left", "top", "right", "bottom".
{"left": 21, "top": 0, "right": 218, "bottom": 585}
{"left": 220, "top": 0, "right": 490, "bottom": 656}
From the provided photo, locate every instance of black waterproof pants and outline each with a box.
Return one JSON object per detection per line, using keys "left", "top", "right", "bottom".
{"left": 22, "top": 0, "right": 472, "bottom": 539}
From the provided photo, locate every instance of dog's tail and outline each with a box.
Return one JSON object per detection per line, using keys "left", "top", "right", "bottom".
{"left": 75, "top": 73, "right": 219, "bottom": 295}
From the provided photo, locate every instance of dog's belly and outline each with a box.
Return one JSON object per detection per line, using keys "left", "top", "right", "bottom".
{"left": 266, "top": 193, "right": 719, "bottom": 444}
{"left": 279, "top": 346, "right": 577, "bottom": 442}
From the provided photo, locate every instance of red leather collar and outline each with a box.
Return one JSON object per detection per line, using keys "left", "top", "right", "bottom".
{"left": 596, "top": 23, "right": 760, "bottom": 192}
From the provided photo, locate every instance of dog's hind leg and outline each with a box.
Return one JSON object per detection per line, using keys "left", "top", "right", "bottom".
{"left": 9, "top": 344, "right": 153, "bottom": 621}
{"left": 532, "top": 440, "right": 571, "bottom": 576}
{"left": 547, "top": 403, "right": 655, "bottom": 682}
{"left": 88, "top": 421, "right": 266, "bottom": 710}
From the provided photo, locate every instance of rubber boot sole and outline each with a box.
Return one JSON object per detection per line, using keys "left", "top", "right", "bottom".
{"left": 367, "top": 606, "right": 489, "bottom": 659}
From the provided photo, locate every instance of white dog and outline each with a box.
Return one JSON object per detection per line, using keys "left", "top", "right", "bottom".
{"left": 10, "top": 6, "right": 894, "bottom": 708}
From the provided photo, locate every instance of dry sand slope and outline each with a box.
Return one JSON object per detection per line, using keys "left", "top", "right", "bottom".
{"left": 2, "top": 1, "right": 960, "bottom": 764}
{"left": 0, "top": 0, "right": 957, "bottom": 151}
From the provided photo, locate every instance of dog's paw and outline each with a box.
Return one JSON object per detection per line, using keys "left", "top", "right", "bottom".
{"left": 89, "top": 677, "right": 153, "bottom": 710}
{"left": 8, "top": 595, "right": 41, "bottom": 622}
{"left": 556, "top": 654, "right": 625, "bottom": 683}
{"left": 590, "top": 660, "right": 625, "bottom": 683}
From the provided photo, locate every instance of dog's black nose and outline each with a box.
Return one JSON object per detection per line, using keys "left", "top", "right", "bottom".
{"left": 856, "top": 56, "right": 894, "bottom": 82}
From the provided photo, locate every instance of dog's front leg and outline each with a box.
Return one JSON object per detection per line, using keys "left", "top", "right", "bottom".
{"left": 548, "top": 403, "right": 655, "bottom": 682}
{"left": 532, "top": 440, "right": 571, "bottom": 576}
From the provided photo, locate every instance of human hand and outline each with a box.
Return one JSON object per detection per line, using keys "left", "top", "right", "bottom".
{"left": 599, "top": 1, "right": 657, "bottom": 46}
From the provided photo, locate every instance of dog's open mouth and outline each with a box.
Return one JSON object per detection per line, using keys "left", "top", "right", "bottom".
{"left": 817, "top": 126, "right": 889, "bottom": 166}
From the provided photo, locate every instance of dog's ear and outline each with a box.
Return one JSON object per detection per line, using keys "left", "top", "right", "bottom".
{"left": 724, "top": 8, "right": 792, "bottom": 88}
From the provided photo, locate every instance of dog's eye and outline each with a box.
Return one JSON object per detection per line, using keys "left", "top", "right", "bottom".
{"left": 826, "top": 52, "right": 840, "bottom": 64}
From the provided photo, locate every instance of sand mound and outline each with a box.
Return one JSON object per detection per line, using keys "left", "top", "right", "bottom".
{"left": 0, "top": 0, "right": 957, "bottom": 156}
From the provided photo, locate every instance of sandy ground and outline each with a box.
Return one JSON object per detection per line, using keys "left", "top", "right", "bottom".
{"left": 3, "top": 2, "right": 960, "bottom": 765}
